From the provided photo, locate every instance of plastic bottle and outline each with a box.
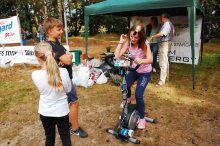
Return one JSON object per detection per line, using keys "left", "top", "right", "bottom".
{"left": 72, "top": 63, "right": 76, "bottom": 75}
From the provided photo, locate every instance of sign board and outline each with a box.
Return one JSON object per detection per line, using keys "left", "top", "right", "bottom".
{"left": 130, "top": 15, "right": 202, "bottom": 65}
{"left": 0, "top": 45, "right": 70, "bottom": 65}
{"left": 0, "top": 16, "right": 21, "bottom": 44}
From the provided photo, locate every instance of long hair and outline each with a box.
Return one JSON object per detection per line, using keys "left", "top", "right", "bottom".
{"left": 128, "top": 24, "right": 147, "bottom": 54}
{"left": 151, "top": 17, "right": 159, "bottom": 27}
{"left": 34, "top": 42, "right": 63, "bottom": 92}
{"left": 146, "top": 24, "right": 152, "bottom": 37}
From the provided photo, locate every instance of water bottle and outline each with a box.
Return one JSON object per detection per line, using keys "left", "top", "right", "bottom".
{"left": 72, "top": 63, "right": 76, "bottom": 75}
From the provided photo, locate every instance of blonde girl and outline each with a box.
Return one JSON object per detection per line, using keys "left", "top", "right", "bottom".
{"left": 32, "top": 42, "right": 71, "bottom": 146}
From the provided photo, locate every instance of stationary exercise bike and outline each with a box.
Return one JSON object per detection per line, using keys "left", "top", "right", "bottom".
{"left": 105, "top": 54, "right": 156, "bottom": 144}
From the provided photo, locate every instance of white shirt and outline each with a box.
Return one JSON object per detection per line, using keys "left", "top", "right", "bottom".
{"left": 158, "top": 20, "right": 174, "bottom": 42}
{"left": 32, "top": 68, "right": 71, "bottom": 117}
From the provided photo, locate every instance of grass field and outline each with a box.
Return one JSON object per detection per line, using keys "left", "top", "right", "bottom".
{"left": 0, "top": 35, "right": 220, "bottom": 146}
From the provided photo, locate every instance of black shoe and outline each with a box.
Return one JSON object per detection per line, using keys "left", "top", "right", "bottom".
{"left": 70, "top": 127, "right": 88, "bottom": 138}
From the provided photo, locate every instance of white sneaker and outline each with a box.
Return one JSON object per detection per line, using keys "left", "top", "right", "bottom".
{"left": 153, "top": 68, "right": 156, "bottom": 73}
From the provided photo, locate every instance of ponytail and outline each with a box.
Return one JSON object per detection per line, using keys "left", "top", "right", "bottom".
{"left": 46, "top": 55, "right": 63, "bottom": 92}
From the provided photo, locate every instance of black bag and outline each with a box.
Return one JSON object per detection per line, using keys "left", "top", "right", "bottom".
{"left": 26, "top": 32, "right": 33, "bottom": 40}
{"left": 96, "top": 58, "right": 116, "bottom": 77}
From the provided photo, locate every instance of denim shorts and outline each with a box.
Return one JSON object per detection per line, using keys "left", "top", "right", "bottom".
{"left": 66, "top": 80, "right": 79, "bottom": 104}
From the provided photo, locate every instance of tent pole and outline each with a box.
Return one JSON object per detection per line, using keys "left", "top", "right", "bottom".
{"left": 187, "top": 6, "right": 196, "bottom": 89}
{"left": 84, "top": 15, "right": 89, "bottom": 61}
{"left": 64, "top": 5, "right": 69, "bottom": 47}
{"left": 200, "top": 15, "right": 205, "bottom": 64}
{"left": 16, "top": 10, "right": 27, "bottom": 69}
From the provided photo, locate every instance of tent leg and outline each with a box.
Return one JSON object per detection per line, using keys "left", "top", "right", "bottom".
{"left": 187, "top": 6, "right": 196, "bottom": 89}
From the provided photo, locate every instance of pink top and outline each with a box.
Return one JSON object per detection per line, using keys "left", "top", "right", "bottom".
{"left": 126, "top": 41, "right": 152, "bottom": 73}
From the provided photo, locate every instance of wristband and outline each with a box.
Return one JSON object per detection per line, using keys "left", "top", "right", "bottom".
{"left": 119, "top": 43, "right": 123, "bottom": 45}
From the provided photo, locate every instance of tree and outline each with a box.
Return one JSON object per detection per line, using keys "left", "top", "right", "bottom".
{"left": 198, "top": 0, "right": 220, "bottom": 36}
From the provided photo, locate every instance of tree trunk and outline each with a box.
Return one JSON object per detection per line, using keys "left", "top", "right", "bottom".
{"left": 44, "top": 0, "right": 48, "bottom": 19}
{"left": 74, "top": 0, "right": 79, "bottom": 36}
{"left": 32, "top": 0, "right": 38, "bottom": 26}
{"left": 58, "top": 0, "right": 66, "bottom": 42}
{"left": 48, "top": 0, "right": 52, "bottom": 17}
{"left": 25, "top": 1, "right": 31, "bottom": 31}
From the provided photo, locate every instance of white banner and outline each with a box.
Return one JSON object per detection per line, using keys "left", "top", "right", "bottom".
{"left": 130, "top": 15, "right": 203, "bottom": 65}
{"left": 0, "top": 16, "right": 21, "bottom": 44}
{"left": 0, "top": 45, "right": 70, "bottom": 65}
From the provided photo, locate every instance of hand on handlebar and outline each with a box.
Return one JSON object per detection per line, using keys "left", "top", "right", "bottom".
{"left": 134, "top": 58, "right": 143, "bottom": 65}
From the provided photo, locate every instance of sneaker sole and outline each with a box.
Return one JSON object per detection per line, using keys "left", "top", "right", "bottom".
{"left": 137, "top": 126, "right": 145, "bottom": 129}
{"left": 71, "top": 131, "right": 88, "bottom": 138}
{"left": 70, "top": 129, "right": 88, "bottom": 138}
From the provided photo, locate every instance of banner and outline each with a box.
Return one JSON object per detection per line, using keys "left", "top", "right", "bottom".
{"left": 0, "top": 45, "right": 70, "bottom": 65}
{"left": 0, "top": 16, "right": 21, "bottom": 44}
{"left": 130, "top": 15, "right": 203, "bottom": 65}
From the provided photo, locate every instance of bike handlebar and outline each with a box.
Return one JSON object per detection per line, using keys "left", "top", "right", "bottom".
{"left": 104, "top": 54, "right": 140, "bottom": 71}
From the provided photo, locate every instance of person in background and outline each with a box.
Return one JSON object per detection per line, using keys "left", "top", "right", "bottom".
{"left": 38, "top": 23, "right": 45, "bottom": 42}
{"left": 32, "top": 24, "right": 38, "bottom": 44}
{"left": 22, "top": 29, "right": 27, "bottom": 45}
{"left": 146, "top": 17, "right": 160, "bottom": 73}
{"left": 114, "top": 24, "right": 153, "bottom": 129}
{"left": 150, "top": 13, "right": 174, "bottom": 87}
{"left": 32, "top": 42, "right": 72, "bottom": 146}
{"left": 44, "top": 17, "right": 88, "bottom": 138}
{"left": 37, "top": 32, "right": 40, "bottom": 42}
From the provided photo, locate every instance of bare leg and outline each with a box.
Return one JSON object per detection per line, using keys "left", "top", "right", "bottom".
{"left": 69, "top": 101, "right": 79, "bottom": 130}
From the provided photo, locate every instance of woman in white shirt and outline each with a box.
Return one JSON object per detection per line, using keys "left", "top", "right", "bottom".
{"left": 32, "top": 42, "right": 71, "bottom": 146}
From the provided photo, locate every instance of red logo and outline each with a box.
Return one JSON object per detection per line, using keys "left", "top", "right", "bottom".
{"left": 5, "top": 32, "right": 15, "bottom": 38}
{"left": 0, "top": 21, "right": 6, "bottom": 25}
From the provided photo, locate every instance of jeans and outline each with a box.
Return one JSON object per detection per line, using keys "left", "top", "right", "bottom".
{"left": 40, "top": 35, "right": 44, "bottom": 41}
{"left": 126, "top": 71, "right": 151, "bottom": 119}
{"left": 40, "top": 114, "right": 71, "bottom": 146}
{"left": 23, "top": 38, "right": 27, "bottom": 45}
{"left": 150, "top": 43, "right": 159, "bottom": 69}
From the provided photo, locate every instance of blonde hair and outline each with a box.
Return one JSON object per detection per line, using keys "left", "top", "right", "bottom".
{"left": 34, "top": 42, "right": 63, "bottom": 92}
{"left": 128, "top": 24, "right": 147, "bottom": 54}
{"left": 43, "top": 17, "right": 63, "bottom": 34}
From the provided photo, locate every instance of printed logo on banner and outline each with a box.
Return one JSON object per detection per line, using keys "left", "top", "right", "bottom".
{"left": 25, "top": 50, "right": 35, "bottom": 56}
{"left": 0, "top": 16, "right": 21, "bottom": 44}
{"left": 0, "top": 50, "right": 18, "bottom": 56}
{"left": 0, "top": 21, "right": 13, "bottom": 34}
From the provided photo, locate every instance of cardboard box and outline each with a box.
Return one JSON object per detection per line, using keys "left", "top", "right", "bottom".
{"left": 80, "top": 54, "right": 96, "bottom": 61}
{"left": 80, "top": 58, "right": 87, "bottom": 64}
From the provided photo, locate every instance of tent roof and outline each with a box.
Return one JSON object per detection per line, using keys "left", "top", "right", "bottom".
{"left": 85, "top": 0, "right": 205, "bottom": 17}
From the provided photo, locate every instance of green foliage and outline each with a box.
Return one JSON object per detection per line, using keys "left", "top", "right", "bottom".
{"left": 1, "top": 0, "right": 219, "bottom": 37}
{"left": 198, "top": 0, "right": 220, "bottom": 37}
{"left": 106, "top": 46, "right": 111, "bottom": 52}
